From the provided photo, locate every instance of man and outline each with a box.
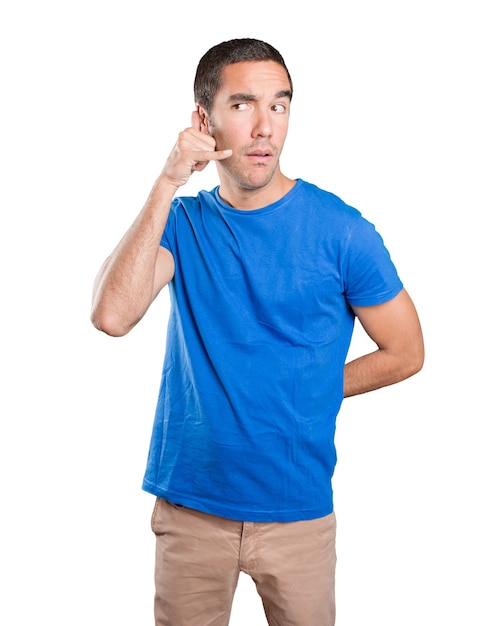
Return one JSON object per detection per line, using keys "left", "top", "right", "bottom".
{"left": 91, "top": 38, "right": 424, "bottom": 626}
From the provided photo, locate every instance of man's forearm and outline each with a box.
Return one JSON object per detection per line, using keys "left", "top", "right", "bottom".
{"left": 90, "top": 175, "right": 177, "bottom": 336}
{"left": 344, "top": 347, "right": 422, "bottom": 398}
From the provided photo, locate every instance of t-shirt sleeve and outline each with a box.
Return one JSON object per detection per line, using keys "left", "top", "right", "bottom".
{"left": 160, "top": 200, "right": 178, "bottom": 252}
{"left": 343, "top": 216, "right": 403, "bottom": 307}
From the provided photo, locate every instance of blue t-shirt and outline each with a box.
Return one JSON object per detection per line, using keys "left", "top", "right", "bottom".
{"left": 142, "top": 179, "right": 403, "bottom": 522}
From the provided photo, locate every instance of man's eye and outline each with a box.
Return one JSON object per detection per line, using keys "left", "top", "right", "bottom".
{"left": 272, "top": 104, "right": 286, "bottom": 113}
{"left": 233, "top": 103, "right": 250, "bottom": 110}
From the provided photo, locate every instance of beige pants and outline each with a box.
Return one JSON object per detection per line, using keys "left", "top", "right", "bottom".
{"left": 151, "top": 498, "right": 336, "bottom": 625}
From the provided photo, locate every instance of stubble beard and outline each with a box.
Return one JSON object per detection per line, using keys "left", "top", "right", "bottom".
{"left": 218, "top": 148, "right": 280, "bottom": 192}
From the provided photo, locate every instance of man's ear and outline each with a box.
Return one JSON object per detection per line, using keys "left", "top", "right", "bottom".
{"left": 196, "top": 104, "right": 210, "bottom": 134}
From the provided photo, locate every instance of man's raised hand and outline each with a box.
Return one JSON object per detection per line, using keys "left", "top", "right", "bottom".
{"left": 161, "top": 111, "right": 232, "bottom": 188}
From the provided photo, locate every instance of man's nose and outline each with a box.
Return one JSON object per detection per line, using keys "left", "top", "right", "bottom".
{"left": 251, "top": 109, "right": 272, "bottom": 138}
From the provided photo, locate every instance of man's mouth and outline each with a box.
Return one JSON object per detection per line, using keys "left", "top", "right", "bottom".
{"left": 246, "top": 149, "right": 273, "bottom": 161}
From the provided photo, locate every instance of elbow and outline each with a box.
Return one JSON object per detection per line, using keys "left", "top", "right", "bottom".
{"left": 90, "top": 306, "right": 133, "bottom": 337}
{"left": 385, "top": 339, "right": 425, "bottom": 387}
{"left": 403, "top": 342, "right": 425, "bottom": 381}
{"left": 407, "top": 357, "right": 424, "bottom": 380}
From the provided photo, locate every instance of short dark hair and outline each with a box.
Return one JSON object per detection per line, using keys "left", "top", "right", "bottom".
{"left": 194, "top": 38, "right": 293, "bottom": 113}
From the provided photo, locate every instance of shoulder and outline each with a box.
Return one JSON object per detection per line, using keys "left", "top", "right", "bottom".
{"left": 296, "top": 180, "right": 362, "bottom": 220}
{"left": 293, "top": 180, "right": 368, "bottom": 241}
{"left": 171, "top": 187, "right": 218, "bottom": 213}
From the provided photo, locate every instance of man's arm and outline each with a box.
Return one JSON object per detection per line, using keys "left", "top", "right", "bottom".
{"left": 344, "top": 288, "right": 424, "bottom": 397}
{"left": 90, "top": 111, "right": 232, "bottom": 337}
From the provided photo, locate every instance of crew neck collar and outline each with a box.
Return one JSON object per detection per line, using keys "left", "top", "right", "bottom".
{"left": 213, "top": 179, "right": 302, "bottom": 215}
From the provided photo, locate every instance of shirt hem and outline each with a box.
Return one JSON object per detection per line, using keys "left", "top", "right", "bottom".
{"left": 141, "top": 481, "right": 333, "bottom": 523}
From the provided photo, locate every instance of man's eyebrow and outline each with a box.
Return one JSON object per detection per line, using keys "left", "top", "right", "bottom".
{"left": 227, "top": 90, "right": 292, "bottom": 103}
{"left": 227, "top": 93, "right": 257, "bottom": 103}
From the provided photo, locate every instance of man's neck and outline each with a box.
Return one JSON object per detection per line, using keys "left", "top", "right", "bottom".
{"left": 218, "top": 173, "right": 296, "bottom": 211}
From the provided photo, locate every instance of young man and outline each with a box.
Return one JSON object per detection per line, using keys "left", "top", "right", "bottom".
{"left": 91, "top": 38, "right": 424, "bottom": 626}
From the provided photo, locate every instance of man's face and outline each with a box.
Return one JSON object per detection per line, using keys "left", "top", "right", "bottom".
{"left": 203, "top": 60, "right": 292, "bottom": 192}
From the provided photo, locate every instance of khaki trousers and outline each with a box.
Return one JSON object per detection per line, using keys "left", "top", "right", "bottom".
{"left": 151, "top": 498, "right": 336, "bottom": 625}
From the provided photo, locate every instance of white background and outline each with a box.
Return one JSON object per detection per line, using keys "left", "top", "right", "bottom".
{"left": 1, "top": 1, "right": 484, "bottom": 624}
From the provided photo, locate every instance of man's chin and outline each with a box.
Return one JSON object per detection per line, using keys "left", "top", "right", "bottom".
{"left": 226, "top": 165, "right": 278, "bottom": 192}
